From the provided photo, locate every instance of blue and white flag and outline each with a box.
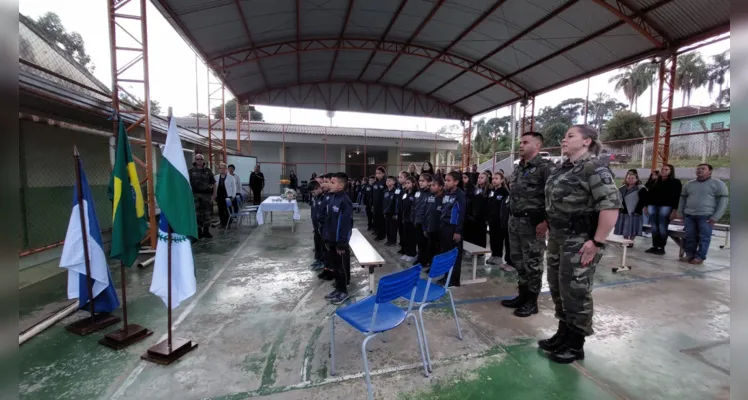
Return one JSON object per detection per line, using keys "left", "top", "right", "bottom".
{"left": 60, "top": 158, "right": 120, "bottom": 313}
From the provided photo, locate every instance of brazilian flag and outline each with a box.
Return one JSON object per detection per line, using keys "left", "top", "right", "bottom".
{"left": 108, "top": 118, "right": 147, "bottom": 266}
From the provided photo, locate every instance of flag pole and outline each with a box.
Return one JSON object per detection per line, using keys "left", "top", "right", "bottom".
{"left": 167, "top": 224, "right": 173, "bottom": 350}
{"left": 65, "top": 146, "right": 121, "bottom": 335}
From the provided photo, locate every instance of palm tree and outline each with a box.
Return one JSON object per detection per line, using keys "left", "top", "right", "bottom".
{"left": 675, "top": 52, "right": 708, "bottom": 106}
{"left": 609, "top": 62, "right": 656, "bottom": 112}
{"left": 707, "top": 50, "right": 730, "bottom": 98}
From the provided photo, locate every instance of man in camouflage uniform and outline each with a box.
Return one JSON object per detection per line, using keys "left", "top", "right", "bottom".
{"left": 540, "top": 124, "right": 621, "bottom": 363}
{"left": 501, "top": 132, "right": 556, "bottom": 317}
{"left": 189, "top": 153, "right": 216, "bottom": 239}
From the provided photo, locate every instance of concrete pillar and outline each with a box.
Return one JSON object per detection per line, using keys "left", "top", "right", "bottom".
{"left": 387, "top": 146, "right": 399, "bottom": 174}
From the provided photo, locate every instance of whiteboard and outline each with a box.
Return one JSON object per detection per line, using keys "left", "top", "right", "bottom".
{"left": 226, "top": 155, "right": 258, "bottom": 185}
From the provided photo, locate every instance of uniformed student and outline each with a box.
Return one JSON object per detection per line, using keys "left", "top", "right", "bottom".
{"left": 396, "top": 171, "right": 409, "bottom": 253}
{"left": 317, "top": 174, "right": 335, "bottom": 281}
{"left": 461, "top": 173, "right": 476, "bottom": 245}
{"left": 188, "top": 153, "right": 216, "bottom": 239}
{"left": 308, "top": 181, "right": 324, "bottom": 270}
{"left": 413, "top": 173, "right": 433, "bottom": 266}
{"left": 383, "top": 176, "right": 398, "bottom": 246}
{"left": 400, "top": 175, "right": 418, "bottom": 262}
{"left": 372, "top": 167, "right": 387, "bottom": 240}
{"left": 471, "top": 172, "right": 490, "bottom": 251}
{"left": 487, "top": 172, "right": 511, "bottom": 267}
{"left": 322, "top": 172, "right": 354, "bottom": 305}
{"left": 364, "top": 176, "right": 375, "bottom": 230}
{"left": 501, "top": 131, "right": 556, "bottom": 318}
{"left": 541, "top": 124, "right": 620, "bottom": 364}
{"left": 424, "top": 176, "right": 445, "bottom": 271}
{"left": 439, "top": 171, "right": 467, "bottom": 287}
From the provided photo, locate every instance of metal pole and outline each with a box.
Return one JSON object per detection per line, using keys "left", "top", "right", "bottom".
{"left": 510, "top": 103, "right": 516, "bottom": 165}
{"left": 221, "top": 85, "right": 227, "bottom": 162}
{"left": 167, "top": 224, "right": 173, "bottom": 350}
{"left": 584, "top": 78, "right": 590, "bottom": 124}
{"left": 207, "top": 69, "right": 213, "bottom": 169}
{"left": 236, "top": 101, "right": 241, "bottom": 153}
{"left": 195, "top": 55, "right": 200, "bottom": 139}
{"left": 73, "top": 147, "right": 96, "bottom": 323}
{"left": 324, "top": 126, "right": 328, "bottom": 174}
{"left": 140, "top": 0, "right": 157, "bottom": 249}
{"left": 399, "top": 130, "right": 403, "bottom": 172}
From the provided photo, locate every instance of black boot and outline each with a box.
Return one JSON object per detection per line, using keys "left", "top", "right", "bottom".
{"left": 514, "top": 290, "right": 538, "bottom": 317}
{"left": 538, "top": 321, "right": 568, "bottom": 352}
{"left": 549, "top": 327, "right": 586, "bottom": 364}
{"left": 501, "top": 285, "right": 527, "bottom": 308}
{"left": 203, "top": 226, "right": 213, "bottom": 239}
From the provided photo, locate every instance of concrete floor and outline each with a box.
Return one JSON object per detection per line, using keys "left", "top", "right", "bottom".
{"left": 19, "top": 205, "right": 731, "bottom": 400}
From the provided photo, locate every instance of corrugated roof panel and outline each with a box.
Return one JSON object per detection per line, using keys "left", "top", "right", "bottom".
{"left": 300, "top": 0, "right": 350, "bottom": 37}
{"left": 648, "top": 0, "right": 729, "bottom": 40}
{"left": 332, "top": 51, "right": 372, "bottom": 80}
{"left": 406, "top": 62, "right": 464, "bottom": 94}
{"left": 379, "top": 56, "right": 431, "bottom": 86}
{"left": 433, "top": 73, "right": 492, "bottom": 103}
{"left": 416, "top": 0, "right": 496, "bottom": 47}
{"left": 454, "top": 94, "right": 495, "bottom": 115}
{"left": 591, "top": 25, "right": 653, "bottom": 61}
{"left": 478, "top": 85, "right": 515, "bottom": 106}
{"left": 346, "top": 0, "right": 402, "bottom": 37}
{"left": 387, "top": 0, "right": 438, "bottom": 42}
{"left": 358, "top": 52, "right": 396, "bottom": 81}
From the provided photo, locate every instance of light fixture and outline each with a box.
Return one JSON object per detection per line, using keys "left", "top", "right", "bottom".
{"left": 355, "top": 147, "right": 360, "bottom": 155}
{"left": 401, "top": 152, "right": 411, "bottom": 157}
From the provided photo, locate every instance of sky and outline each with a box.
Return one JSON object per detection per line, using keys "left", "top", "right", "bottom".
{"left": 19, "top": 0, "right": 730, "bottom": 133}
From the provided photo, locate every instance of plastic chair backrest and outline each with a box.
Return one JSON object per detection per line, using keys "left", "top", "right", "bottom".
{"left": 224, "top": 197, "right": 233, "bottom": 212}
{"left": 375, "top": 264, "right": 422, "bottom": 304}
{"left": 237, "top": 193, "right": 244, "bottom": 204}
{"left": 429, "top": 248, "right": 458, "bottom": 278}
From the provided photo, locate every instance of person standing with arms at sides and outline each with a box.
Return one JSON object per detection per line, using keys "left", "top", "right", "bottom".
{"left": 471, "top": 172, "right": 490, "bottom": 253}
{"left": 501, "top": 131, "right": 556, "bottom": 317}
{"left": 383, "top": 176, "right": 398, "bottom": 247}
{"left": 461, "top": 173, "right": 476, "bottom": 245}
{"left": 614, "top": 171, "right": 648, "bottom": 245}
{"left": 541, "top": 124, "right": 620, "bottom": 363}
{"left": 676, "top": 163, "right": 729, "bottom": 265}
{"left": 424, "top": 177, "right": 445, "bottom": 272}
{"left": 396, "top": 171, "right": 409, "bottom": 253}
{"left": 317, "top": 174, "right": 335, "bottom": 281}
{"left": 289, "top": 170, "right": 298, "bottom": 190}
{"left": 213, "top": 163, "right": 237, "bottom": 228}
{"left": 249, "top": 164, "right": 265, "bottom": 205}
{"left": 364, "top": 176, "right": 375, "bottom": 231}
{"left": 401, "top": 176, "right": 418, "bottom": 263}
{"left": 322, "top": 172, "right": 354, "bottom": 305}
{"left": 439, "top": 172, "right": 467, "bottom": 287}
{"left": 228, "top": 164, "right": 242, "bottom": 212}
{"left": 469, "top": 164, "right": 480, "bottom": 185}
{"left": 308, "top": 181, "right": 325, "bottom": 270}
{"left": 413, "top": 173, "right": 433, "bottom": 266}
{"left": 189, "top": 153, "right": 216, "bottom": 239}
{"left": 487, "top": 172, "right": 511, "bottom": 267}
{"left": 645, "top": 164, "right": 680, "bottom": 255}
{"left": 372, "top": 167, "right": 387, "bottom": 241}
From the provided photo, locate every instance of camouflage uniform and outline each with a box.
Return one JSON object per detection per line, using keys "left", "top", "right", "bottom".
{"left": 501, "top": 154, "right": 555, "bottom": 316}
{"left": 541, "top": 152, "right": 621, "bottom": 363}
{"left": 188, "top": 166, "right": 216, "bottom": 231}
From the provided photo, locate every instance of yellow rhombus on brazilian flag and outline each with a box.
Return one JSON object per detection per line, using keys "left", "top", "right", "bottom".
{"left": 108, "top": 118, "right": 148, "bottom": 266}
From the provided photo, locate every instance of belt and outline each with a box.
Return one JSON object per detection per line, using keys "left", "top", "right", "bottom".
{"left": 512, "top": 210, "right": 544, "bottom": 218}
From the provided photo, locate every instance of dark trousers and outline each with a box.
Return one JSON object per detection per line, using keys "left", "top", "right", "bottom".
{"left": 398, "top": 213, "right": 404, "bottom": 246}
{"left": 326, "top": 244, "right": 350, "bottom": 294}
{"left": 385, "top": 214, "right": 397, "bottom": 244}
{"left": 365, "top": 205, "right": 373, "bottom": 229}
{"left": 463, "top": 218, "right": 475, "bottom": 244}
{"left": 374, "top": 208, "right": 385, "bottom": 238}
{"left": 489, "top": 222, "right": 507, "bottom": 258}
{"left": 403, "top": 222, "right": 417, "bottom": 256}
{"left": 251, "top": 187, "right": 262, "bottom": 205}
{"left": 313, "top": 230, "right": 323, "bottom": 262}
{"left": 427, "top": 231, "right": 440, "bottom": 267}
{"left": 217, "top": 198, "right": 229, "bottom": 226}
{"left": 415, "top": 224, "right": 430, "bottom": 265}
{"left": 472, "top": 219, "right": 487, "bottom": 248}
{"left": 440, "top": 226, "right": 464, "bottom": 285}
{"left": 684, "top": 214, "right": 713, "bottom": 260}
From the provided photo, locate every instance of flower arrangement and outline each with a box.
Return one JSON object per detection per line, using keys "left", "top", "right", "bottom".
{"left": 282, "top": 188, "right": 297, "bottom": 201}
{"left": 280, "top": 179, "right": 291, "bottom": 185}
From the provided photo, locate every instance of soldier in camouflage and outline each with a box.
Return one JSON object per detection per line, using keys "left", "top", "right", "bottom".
{"left": 501, "top": 132, "right": 556, "bottom": 317}
{"left": 540, "top": 124, "right": 621, "bottom": 364}
{"left": 188, "top": 154, "right": 216, "bottom": 239}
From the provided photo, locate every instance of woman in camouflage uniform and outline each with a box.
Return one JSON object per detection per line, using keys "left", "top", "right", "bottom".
{"left": 540, "top": 124, "right": 621, "bottom": 364}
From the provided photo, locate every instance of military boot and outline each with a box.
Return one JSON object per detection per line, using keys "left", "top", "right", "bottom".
{"left": 501, "top": 285, "right": 527, "bottom": 308}
{"left": 538, "top": 321, "right": 568, "bottom": 352}
{"left": 548, "top": 327, "right": 585, "bottom": 364}
{"left": 514, "top": 290, "right": 538, "bottom": 317}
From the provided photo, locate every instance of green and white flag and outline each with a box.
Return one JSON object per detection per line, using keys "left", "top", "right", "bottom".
{"left": 150, "top": 117, "right": 198, "bottom": 309}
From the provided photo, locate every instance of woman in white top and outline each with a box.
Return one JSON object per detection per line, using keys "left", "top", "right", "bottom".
{"left": 214, "top": 163, "right": 237, "bottom": 227}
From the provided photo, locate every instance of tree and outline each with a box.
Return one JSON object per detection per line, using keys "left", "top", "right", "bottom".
{"left": 603, "top": 111, "right": 653, "bottom": 141}
{"left": 675, "top": 52, "right": 708, "bottom": 106}
{"left": 541, "top": 122, "right": 569, "bottom": 148}
{"left": 534, "top": 98, "right": 586, "bottom": 131}
{"left": 211, "top": 98, "right": 264, "bottom": 121}
{"left": 714, "top": 87, "right": 730, "bottom": 108}
{"left": 187, "top": 113, "right": 208, "bottom": 118}
{"left": 118, "top": 92, "right": 161, "bottom": 116}
{"left": 34, "top": 12, "right": 94, "bottom": 72}
{"left": 707, "top": 50, "right": 729, "bottom": 98}
{"left": 609, "top": 62, "right": 656, "bottom": 112}
{"left": 587, "top": 93, "right": 628, "bottom": 132}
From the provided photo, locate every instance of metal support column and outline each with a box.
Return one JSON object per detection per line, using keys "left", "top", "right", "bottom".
{"left": 236, "top": 101, "right": 241, "bottom": 153}
{"left": 651, "top": 54, "right": 677, "bottom": 171}
{"left": 107, "top": 0, "right": 157, "bottom": 249}
{"left": 521, "top": 96, "right": 535, "bottom": 134}
{"left": 221, "top": 86, "right": 227, "bottom": 163}
{"left": 207, "top": 71, "right": 224, "bottom": 169}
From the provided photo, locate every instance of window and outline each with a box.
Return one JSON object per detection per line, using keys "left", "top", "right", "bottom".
{"left": 710, "top": 122, "right": 724, "bottom": 130}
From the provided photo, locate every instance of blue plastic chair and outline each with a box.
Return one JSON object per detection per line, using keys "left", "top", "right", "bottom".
{"left": 401, "top": 248, "right": 461, "bottom": 372}
{"left": 225, "top": 197, "right": 252, "bottom": 231}
{"left": 330, "top": 265, "right": 429, "bottom": 400}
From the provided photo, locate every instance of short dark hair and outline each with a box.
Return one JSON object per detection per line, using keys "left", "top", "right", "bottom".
{"left": 432, "top": 176, "right": 444, "bottom": 187}
{"left": 323, "top": 173, "right": 334, "bottom": 179}
{"left": 228, "top": 164, "right": 236, "bottom": 169}
{"left": 698, "top": 163, "right": 713, "bottom": 171}
{"left": 369, "top": 175, "right": 375, "bottom": 180}
{"left": 386, "top": 175, "right": 396, "bottom": 182}
{"left": 521, "top": 131, "right": 544, "bottom": 144}
{"left": 446, "top": 171, "right": 461, "bottom": 182}
{"left": 333, "top": 172, "right": 349, "bottom": 187}
{"left": 376, "top": 166, "right": 386, "bottom": 173}
{"left": 406, "top": 175, "right": 417, "bottom": 185}
{"left": 308, "top": 181, "right": 320, "bottom": 191}
{"left": 420, "top": 173, "right": 433, "bottom": 182}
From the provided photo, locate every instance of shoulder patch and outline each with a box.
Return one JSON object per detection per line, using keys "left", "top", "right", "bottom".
{"left": 594, "top": 166, "right": 613, "bottom": 184}
{"left": 572, "top": 164, "right": 585, "bottom": 174}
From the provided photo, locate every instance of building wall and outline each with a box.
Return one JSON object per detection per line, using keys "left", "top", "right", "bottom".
{"left": 672, "top": 111, "right": 730, "bottom": 133}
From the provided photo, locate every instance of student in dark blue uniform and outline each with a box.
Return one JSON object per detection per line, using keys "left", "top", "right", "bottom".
{"left": 309, "top": 181, "right": 324, "bottom": 270}
{"left": 413, "top": 173, "right": 433, "bottom": 266}
{"left": 372, "top": 167, "right": 387, "bottom": 240}
{"left": 364, "top": 176, "right": 375, "bottom": 230}
{"left": 383, "top": 176, "right": 398, "bottom": 246}
{"left": 317, "top": 174, "right": 334, "bottom": 281}
{"left": 396, "top": 171, "right": 409, "bottom": 253}
{"left": 487, "top": 172, "right": 512, "bottom": 269}
{"left": 401, "top": 175, "right": 418, "bottom": 262}
{"left": 424, "top": 176, "right": 445, "bottom": 271}
{"left": 323, "top": 172, "right": 354, "bottom": 305}
{"left": 440, "top": 171, "right": 467, "bottom": 287}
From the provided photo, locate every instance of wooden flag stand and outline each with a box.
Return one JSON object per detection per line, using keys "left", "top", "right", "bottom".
{"left": 141, "top": 110, "right": 197, "bottom": 365}
{"left": 66, "top": 146, "right": 120, "bottom": 336}
{"left": 99, "top": 260, "right": 153, "bottom": 349}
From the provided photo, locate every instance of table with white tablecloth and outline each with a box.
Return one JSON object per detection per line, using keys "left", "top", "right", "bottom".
{"left": 256, "top": 196, "right": 300, "bottom": 231}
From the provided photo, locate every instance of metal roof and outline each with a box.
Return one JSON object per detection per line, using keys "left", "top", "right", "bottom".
{"left": 152, "top": 0, "right": 730, "bottom": 120}
{"left": 173, "top": 117, "right": 457, "bottom": 142}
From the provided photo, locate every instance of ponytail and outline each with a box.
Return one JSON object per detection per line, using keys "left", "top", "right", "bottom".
{"left": 571, "top": 124, "right": 602, "bottom": 156}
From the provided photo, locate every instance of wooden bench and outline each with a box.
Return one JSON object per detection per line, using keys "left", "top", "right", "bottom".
{"left": 462, "top": 241, "right": 492, "bottom": 285}
{"left": 349, "top": 228, "right": 385, "bottom": 293}
{"left": 606, "top": 234, "right": 635, "bottom": 273}
{"left": 643, "top": 220, "right": 730, "bottom": 256}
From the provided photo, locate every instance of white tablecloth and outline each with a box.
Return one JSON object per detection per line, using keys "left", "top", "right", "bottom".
{"left": 256, "top": 196, "right": 300, "bottom": 225}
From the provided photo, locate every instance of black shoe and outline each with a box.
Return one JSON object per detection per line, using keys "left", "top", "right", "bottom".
{"left": 202, "top": 227, "right": 213, "bottom": 239}
{"left": 501, "top": 285, "right": 527, "bottom": 309}
{"left": 514, "top": 291, "right": 538, "bottom": 317}
{"left": 385, "top": 242, "right": 397, "bottom": 247}
{"left": 538, "top": 321, "right": 568, "bottom": 352}
{"left": 549, "top": 328, "right": 585, "bottom": 364}
{"left": 644, "top": 247, "right": 657, "bottom": 254}
{"left": 655, "top": 248, "right": 666, "bottom": 255}
{"left": 324, "top": 290, "right": 339, "bottom": 300}
{"left": 436, "top": 277, "right": 448, "bottom": 286}
{"left": 375, "top": 237, "right": 385, "bottom": 241}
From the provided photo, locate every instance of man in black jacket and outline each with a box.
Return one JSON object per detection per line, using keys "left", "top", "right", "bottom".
{"left": 372, "top": 167, "right": 387, "bottom": 240}
{"left": 249, "top": 164, "right": 265, "bottom": 205}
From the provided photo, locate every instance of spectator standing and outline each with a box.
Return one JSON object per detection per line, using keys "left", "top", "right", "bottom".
{"left": 645, "top": 164, "right": 680, "bottom": 255}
